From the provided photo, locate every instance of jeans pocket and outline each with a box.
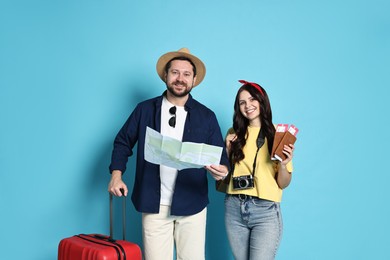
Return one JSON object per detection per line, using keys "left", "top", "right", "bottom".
{"left": 252, "top": 198, "right": 276, "bottom": 209}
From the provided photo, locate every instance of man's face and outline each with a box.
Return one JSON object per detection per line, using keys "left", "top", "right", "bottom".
{"left": 165, "top": 60, "right": 197, "bottom": 98}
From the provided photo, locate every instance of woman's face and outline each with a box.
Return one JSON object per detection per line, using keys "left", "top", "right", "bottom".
{"left": 238, "top": 90, "right": 261, "bottom": 126}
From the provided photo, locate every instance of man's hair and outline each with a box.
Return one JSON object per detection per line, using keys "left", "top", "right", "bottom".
{"left": 164, "top": 57, "right": 197, "bottom": 76}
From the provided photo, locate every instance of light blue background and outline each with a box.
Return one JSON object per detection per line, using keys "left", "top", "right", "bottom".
{"left": 1, "top": 0, "right": 389, "bottom": 259}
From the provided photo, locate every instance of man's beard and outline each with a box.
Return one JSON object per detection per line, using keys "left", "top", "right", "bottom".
{"left": 166, "top": 80, "right": 193, "bottom": 98}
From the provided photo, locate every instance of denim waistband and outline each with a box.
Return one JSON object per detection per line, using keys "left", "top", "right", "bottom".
{"left": 230, "top": 194, "right": 257, "bottom": 201}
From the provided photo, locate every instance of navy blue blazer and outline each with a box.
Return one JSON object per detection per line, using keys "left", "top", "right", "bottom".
{"left": 109, "top": 92, "right": 230, "bottom": 216}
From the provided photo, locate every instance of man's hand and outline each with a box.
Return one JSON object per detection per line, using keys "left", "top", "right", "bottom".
{"left": 108, "top": 170, "right": 128, "bottom": 196}
{"left": 205, "top": 165, "right": 229, "bottom": 181}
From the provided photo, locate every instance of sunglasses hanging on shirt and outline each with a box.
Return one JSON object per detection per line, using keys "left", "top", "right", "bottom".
{"left": 169, "top": 106, "right": 176, "bottom": 128}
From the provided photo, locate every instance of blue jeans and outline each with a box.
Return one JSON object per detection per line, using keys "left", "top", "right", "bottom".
{"left": 225, "top": 194, "right": 283, "bottom": 260}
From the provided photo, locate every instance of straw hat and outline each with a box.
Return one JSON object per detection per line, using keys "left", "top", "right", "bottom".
{"left": 156, "top": 48, "right": 206, "bottom": 87}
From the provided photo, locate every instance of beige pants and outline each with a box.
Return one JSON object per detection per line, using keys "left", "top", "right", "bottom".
{"left": 142, "top": 205, "right": 207, "bottom": 260}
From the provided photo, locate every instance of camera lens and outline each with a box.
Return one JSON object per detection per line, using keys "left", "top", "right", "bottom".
{"left": 238, "top": 179, "right": 249, "bottom": 188}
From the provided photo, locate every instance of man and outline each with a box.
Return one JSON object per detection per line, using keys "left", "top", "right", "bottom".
{"left": 108, "top": 47, "right": 230, "bottom": 260}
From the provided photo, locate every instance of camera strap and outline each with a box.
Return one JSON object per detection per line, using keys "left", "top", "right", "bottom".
{"left": 251, "top": 127, "right": 265, "bottom": 177}
{"left": 230, "top": 127, "right": 265, "bottom": 178}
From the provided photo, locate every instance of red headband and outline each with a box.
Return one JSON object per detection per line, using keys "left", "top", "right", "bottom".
{"left": 238, "top": 80, "right": 264, "bottom": 96}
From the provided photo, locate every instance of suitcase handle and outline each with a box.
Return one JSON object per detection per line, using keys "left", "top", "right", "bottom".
{"left": 109, "top": 188, "right": 126, "bottom": 241}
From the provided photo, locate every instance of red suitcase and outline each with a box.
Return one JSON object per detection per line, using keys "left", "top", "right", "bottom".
{"left": 58, "top": 192, "right": 142, "bottom": 260}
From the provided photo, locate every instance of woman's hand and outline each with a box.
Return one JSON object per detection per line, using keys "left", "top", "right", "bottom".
{"left": 280, "top": 144, "right": 295, "bottom": 165}
{"left": 277, "top": 144, "right": 295, "bottom": 189}
{"left": 225, "top": 133, "right": 236, "bottom": 155}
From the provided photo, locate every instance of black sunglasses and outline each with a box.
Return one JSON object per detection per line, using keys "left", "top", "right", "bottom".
{"left": 169, "top": 106, "right": 176, "bottom": 128}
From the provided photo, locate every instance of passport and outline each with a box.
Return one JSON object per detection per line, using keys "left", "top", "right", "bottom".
{"left": 271, "top": 124, "right": 298, "bottom": 161}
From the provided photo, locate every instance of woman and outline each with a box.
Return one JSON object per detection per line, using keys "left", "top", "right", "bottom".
{"left": 224, "top": 80, "right": 295, "bottom": 260}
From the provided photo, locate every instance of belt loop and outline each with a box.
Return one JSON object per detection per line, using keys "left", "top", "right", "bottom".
{"left": 238, "top": 194, "right": 249, "bottom": 201}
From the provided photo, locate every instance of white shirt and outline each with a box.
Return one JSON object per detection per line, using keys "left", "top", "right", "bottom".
{"left": 159, "top": 96, "right": 187, "bottom": 205}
